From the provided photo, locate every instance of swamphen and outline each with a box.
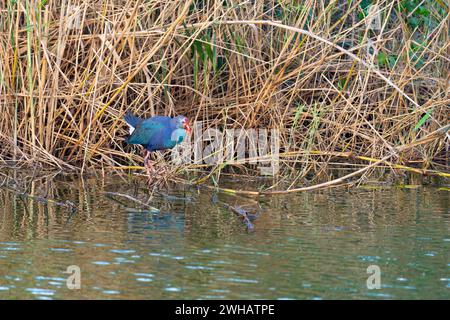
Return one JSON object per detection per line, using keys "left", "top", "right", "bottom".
{"left": 124, "top": 112, "right": 191, "bottom": 183}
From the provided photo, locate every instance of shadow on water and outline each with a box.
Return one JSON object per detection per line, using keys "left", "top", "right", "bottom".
{"left": 0, "top": 170, "right": 448, "bottom": 299}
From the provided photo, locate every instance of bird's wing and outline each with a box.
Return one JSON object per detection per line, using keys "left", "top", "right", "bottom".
{"left": 126, "top": 118, "right": 165, "bottom": 145}
{"left": 123, "top": 112, "right": 141, "bottom": 129}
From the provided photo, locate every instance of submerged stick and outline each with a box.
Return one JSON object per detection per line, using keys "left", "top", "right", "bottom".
{"left": 213, "top": 195, "right": 256, "bottom": 232}
{"left": 103, "top": 191, "right": 160, "bottom": 212}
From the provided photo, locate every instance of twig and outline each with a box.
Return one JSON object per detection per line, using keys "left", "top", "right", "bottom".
{"left": 103, "top": 191, "right": 160, "bottom": 212}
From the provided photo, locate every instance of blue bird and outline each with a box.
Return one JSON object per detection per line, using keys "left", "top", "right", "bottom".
{"left": 124, "top": 112, "right": 191, "bottom": 182}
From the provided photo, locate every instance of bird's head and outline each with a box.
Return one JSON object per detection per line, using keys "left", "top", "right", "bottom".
{"left": 173, "top": 115, "right": 192, "bottom": 134}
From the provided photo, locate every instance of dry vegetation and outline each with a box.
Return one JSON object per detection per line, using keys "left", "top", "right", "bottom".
{"left": 0, "top": 0, "right": 448, "bottom": 190}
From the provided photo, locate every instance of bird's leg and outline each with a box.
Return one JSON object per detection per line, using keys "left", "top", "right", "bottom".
{"left": 144, "top": 150, "right": 154, "bottom": 185}
{"left": 144, "top": 150, "right": 151, "bottom": 167}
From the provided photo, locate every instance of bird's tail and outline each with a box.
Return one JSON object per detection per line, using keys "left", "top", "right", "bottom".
{"left": 123, "top": 112, "right": 141, "bottom": 135}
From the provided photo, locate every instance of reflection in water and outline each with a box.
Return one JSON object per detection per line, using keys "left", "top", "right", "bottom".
{"left": 0, "top": 171, "right": 448, "bottom": 299}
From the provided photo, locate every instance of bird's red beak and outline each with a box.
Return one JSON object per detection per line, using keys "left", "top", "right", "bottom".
{"left": 184, "top": 120, "right": 192, "bottom": 134}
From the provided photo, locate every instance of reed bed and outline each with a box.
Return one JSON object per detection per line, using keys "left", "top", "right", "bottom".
{"left": 0, "top": 0, "right": 448, "bottom": 191}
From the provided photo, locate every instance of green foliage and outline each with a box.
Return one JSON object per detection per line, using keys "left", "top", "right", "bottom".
{"left": 38, "top": 0, "right": 48, "bottom": 9}
{"left": 377, "top": 52, "right": 398, "bottom": 69}
{"left": 408, "top": 42, "right": 426, "bottom": 69}
{"left": 413, "top": 108, "right": 434, "bottom": 131}
{"left": 398, "top": 0, "right": 444, "bottom": 38}
{"left": 357, "top": 0, "right": 373, "bottom": 20}
{"left": 358, "top": 0, "right": 444, "bottom": 35}
{"left": 366, "top": 0, "right": 447, "bottom": 70}
{"left": 184, "top": 27, "right": 224, "bottom": 89}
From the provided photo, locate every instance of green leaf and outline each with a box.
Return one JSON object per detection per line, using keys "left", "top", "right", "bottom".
{"left": 293, "top": 104, "right": 305, "bottom": 128}
{"left": 400, "top": 0, "right": 416, "bottom": 13}
{"left": 359, "top": 0, "right": 372, "bottom": 11}
{"left": 38, "top": 0, "right": 48, "bottom": 8}
{"left": 193, "top": 52, "right": 199, "bottom": 89}
{"left": 212, "top": 33, "right": 217, "bottom": 73}
{"left": 216, "top": 56, "right": 226, "bottom": 71}
{"left": 417, "top": 5, "right": 430, "bottom": 16}
{"left": 413, "top": 108, "right": 434, "bottom": 131}
{"left": 203, "top": 41, "right": 214, "bottom": 64}
{"left": 337, "top": 78, "right": 347, "bottom": 90}
{"left": 377, "top": 52, "right": 388, "bottom": 66}
{"left": 408, "top": 16, "right": 420, "bottom": 29}
{"left": 193, "top": 40, "right": 205, "bottom": 62}
{"left": 388, "top": 55, "right": 398, "bottom": 68}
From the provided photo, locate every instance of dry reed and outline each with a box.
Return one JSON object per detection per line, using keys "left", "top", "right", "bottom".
{"left": 0, "top": 0, "right": 448, "bottom": 192}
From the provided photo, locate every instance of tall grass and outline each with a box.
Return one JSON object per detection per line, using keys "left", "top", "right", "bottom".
{"left": 0, "top": 0, "right": 448, "bottom": 186}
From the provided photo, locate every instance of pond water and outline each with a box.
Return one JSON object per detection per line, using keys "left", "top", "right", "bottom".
{"left": 0, "top": 173, "right": 448, "bottom": 299}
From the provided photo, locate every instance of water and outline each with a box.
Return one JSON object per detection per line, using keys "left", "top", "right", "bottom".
{"left": 0, "top": 174, "right": 448, "bottom": 299}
